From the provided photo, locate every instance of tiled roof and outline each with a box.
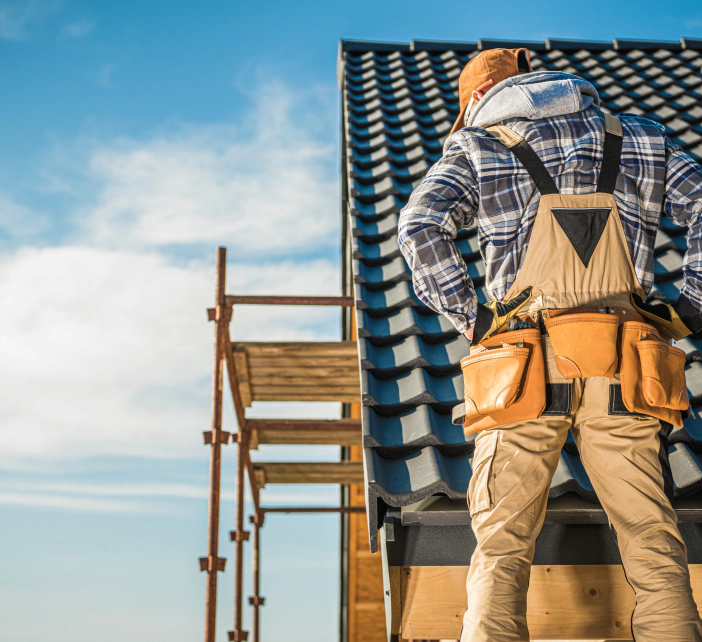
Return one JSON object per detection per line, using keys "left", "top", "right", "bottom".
{"left": 340, "top": 38, "right": 702, "bottom": 552}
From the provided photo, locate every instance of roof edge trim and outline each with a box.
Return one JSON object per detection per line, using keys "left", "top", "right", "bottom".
{"left": 341, "top": 39, "right": 411, "bottom": 53}
{"left": 478, "top": 38, "right": 546, "bottom": 51}
{"left": 613, "top": 38, "right": 682, "bottom": 51}
{"left": 546, "top": 38, "right": 611, "bottom": 51}
{"left": 340, "top": 37, "right": 697, "bottom": 55}
{"left": 410, "top": 39, "right": 477, "bottom": 52}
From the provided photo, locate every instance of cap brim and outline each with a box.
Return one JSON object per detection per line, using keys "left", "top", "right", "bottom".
{"left": 449, "top": 102, "right": 469, "bottom": 137}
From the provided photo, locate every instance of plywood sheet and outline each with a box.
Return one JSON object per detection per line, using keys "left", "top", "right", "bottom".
{"left": 399, "top": 565, "right": 702, "bottom": 640}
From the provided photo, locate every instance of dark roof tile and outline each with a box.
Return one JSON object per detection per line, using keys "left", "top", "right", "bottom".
{"left": 342, "top": 39, "right": 702, "bottom": 544}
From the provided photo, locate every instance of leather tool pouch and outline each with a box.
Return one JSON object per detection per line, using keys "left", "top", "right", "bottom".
{"left": 544, "top": 313, "right": 619, "bottom": 379}
{"left": 637, "top": 340, "right": 689, "bottom": 410}
{"left": 453, "top": 329, "right": 546, "bottom": 436}
{"left": 619, "top": 321, "right": 688, "bottom": 428}
{"left": 461, "top": 345, "right": 529, "bottom": 419}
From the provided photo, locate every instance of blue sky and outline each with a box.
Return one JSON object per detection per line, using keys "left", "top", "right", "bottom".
{"left": 1, "top": 1, "right": 702, "bottom": 640}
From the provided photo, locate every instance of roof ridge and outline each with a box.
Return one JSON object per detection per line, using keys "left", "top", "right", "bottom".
{"left": 339, "top": 37, "right": 702, "bottom": 54}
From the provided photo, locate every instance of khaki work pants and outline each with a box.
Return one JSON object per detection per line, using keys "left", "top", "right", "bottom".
{"left": 461, "top": 374, "right": 702, "bottom": 642}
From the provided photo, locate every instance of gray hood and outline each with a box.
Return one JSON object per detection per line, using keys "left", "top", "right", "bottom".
{"left": 464, "top": 71, "right": 600, "bottom": 130}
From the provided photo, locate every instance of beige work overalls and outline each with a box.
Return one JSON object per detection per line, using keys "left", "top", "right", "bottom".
{"left": 461, "top": 114, "right": 702, "bottom": 642}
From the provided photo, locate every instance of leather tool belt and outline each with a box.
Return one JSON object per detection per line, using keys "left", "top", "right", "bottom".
{"left": 453, "top": 308, "right": 689, "bottom": 434}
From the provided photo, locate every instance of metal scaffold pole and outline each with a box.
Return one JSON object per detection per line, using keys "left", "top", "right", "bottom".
{"left": 201, "top": 247, "right": 231, "bottom": 642}
{"left": 249, "top": 512, "right": 265, "bottom": 642}
{"left": 230, "top": 425, "right": 250, "bottom": 641}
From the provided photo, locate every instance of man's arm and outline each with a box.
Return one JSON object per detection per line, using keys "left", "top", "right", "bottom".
{"left": 398, "top": 140, "right": 480, "bottom": 339}
{"left": 664, "top": 139, "right": 702, "bottom": 319}
{"left": 630, "top": 138, "right": 702, "bottom": 340}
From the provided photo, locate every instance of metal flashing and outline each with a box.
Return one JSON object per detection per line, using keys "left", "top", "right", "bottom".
{"left": 410, "top": 39, "right": 478, "bottom": 52}
{"left": 478, "top": 38, "right": 546, "bottom": 51}
{"left": 546, "top": 38, "right": 612, "bottom": 51}
{"left": 613, "top": 38, "right": 683, "bottom": 51}
{"left": 341, "top": 39, "right": 411, "bottom": 53}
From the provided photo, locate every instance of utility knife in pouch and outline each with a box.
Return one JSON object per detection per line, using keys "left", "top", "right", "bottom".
{"left": 619, "top": 321, "right": 687, "bottom": 428}
{"left": 457, "top": 328, "right": 546, "bottom": 437}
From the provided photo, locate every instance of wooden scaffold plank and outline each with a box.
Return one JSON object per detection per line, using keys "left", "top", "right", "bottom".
{"left": 253, "top": 461, "right": 364, "bottom": 487}
{"left": 247, "top": 418, "right": 361, "bottom": 448}
{"left": 230, "top": 341, "right": 361, "bottom": 404}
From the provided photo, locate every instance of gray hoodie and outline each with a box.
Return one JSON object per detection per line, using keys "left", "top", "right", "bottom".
{"left": 463, "top": 70, "right": 601, "bottom": 131}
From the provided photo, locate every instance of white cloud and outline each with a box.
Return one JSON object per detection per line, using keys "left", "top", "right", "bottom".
{"left": 60, "top": 19, "right": 94, "bottom": 38}
{"left": 13, "top": 480, "right": 210, "bottom": 498}
{"left": 79, "top": 82, "right": 338, "bottom": 258}
{"left": 0, "top": 79, "right": 344, "bottom": 469}
{"left": 0, "top": 479, "right": 341, "bottom": 513}
{"left": 94, "top": 62, "right": 114, "bottom": 86}
{"left": 0, "top": 491, "right": 150, "bottom": 513}
{"left": 0, "top": 0, "right": 58, "bottom": 40}
{"left": 0, "top": 246, "right": 341, "bottom": 464}
{"left": 0, "top": 246, "right": 211, "bottom": 461}
{"left": 0, "top": 191, "right": 45, "bottom": 239}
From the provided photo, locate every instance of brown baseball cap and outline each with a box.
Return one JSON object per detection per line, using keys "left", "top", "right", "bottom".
{"left": 449, "top": 48, "right": 533, "bottom": 135}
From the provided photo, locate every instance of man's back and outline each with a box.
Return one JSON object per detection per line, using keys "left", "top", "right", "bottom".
{"left": 399, "top": 90, "right": 702, "bottom": 335}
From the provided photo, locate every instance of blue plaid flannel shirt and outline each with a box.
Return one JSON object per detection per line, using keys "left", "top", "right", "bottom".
{"left": 398, "top": 109, "right": 702, "bottom": 334}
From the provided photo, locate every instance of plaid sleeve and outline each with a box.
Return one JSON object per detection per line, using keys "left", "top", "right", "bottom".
{"left": 663, "top": 139, "right": 702, "bottom": 312}
{"left": 398, "top": 142, "right": 480, "bottom": 333}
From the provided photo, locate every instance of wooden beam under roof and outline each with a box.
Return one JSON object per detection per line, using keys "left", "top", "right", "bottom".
{"left": 396, "top": 564, "right": 702, "bottom": 640}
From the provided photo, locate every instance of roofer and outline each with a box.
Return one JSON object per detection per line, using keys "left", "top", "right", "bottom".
{"left": 398, "top": 48, "right": 702, "bottom": 641}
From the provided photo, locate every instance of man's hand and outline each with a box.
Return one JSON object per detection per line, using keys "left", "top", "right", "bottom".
{"left": 630, "top": 293, "right": 702, "bottom": 341}
{"left": 472, "top": 287, "right": 533, "bottom": 345}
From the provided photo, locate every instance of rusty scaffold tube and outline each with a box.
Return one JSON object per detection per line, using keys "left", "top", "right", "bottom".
{"left": 225, "top": 294, "right": 354, "bottom": 307}
{"left": 248, "top": 512, "right": 265, "bottom": 642}
{"left": 230, "top": 425, "right": 250, "bottom": 642}
{"left": 202, "top": 247, "right": 231, "bottom": 642}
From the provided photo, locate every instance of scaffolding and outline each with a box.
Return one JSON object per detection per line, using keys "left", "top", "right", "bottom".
{"left": 200, "top": 246, "right": 365, "bottom": 642}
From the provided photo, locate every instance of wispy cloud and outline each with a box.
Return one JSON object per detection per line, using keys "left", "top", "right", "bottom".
{"left": 81, "top": 82, "right": 337, "bottom": 258}
{"left": 60, "top": 18, "right": 94, "bottom": 38}
{"left": 0, "top": 491, "right": 150, "bottom": 513}
{"left": 0, "top": 480, "right": 342, "bottom": 513}
{"left": 684, "top": 17, "right": 702, "bottom": 31}
{"left": 94, "top": 62, "right": 114, "bottom": 86}
{"left": 0, "top": 191, "right": 46, "bottom": 241}
{"left": 0, "top": 0, "right": 58, "bottom": 40}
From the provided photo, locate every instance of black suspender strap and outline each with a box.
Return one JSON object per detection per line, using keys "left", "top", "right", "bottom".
{"left": 487, "top": 114, "right": 623, "bottom": 197}
{"left": 596, "top": 113, "right": 623, "bottom": 194}
{"left": 486, "top": 124, "right": 559, "bottom": 196}
{"left": 508, "top": 140, "right": 560, "bottom": 195}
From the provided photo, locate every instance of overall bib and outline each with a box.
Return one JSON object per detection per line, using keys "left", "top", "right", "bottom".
{"left": 461, "top": 114, "right": 702, "bottom": 642}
